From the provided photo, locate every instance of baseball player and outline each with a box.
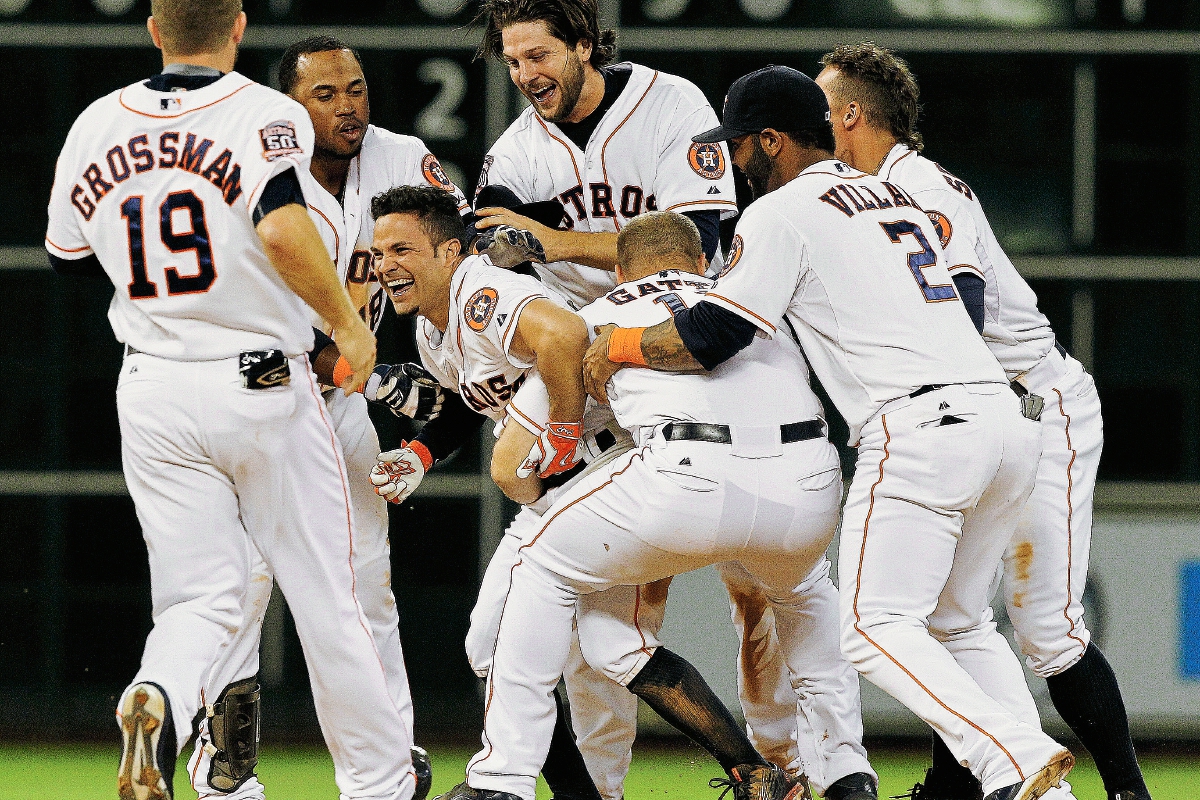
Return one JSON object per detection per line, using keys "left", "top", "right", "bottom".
{"left": 816, "top": 43, "right": 1147, "bottom": 800}
{"left": 190, "top": 36, "right": 474, "bottom": 799}
{"left": 366, "top": 188, "right": 803, "bottom": 800}
{"left": 44, "top": 3, "right": 417, "bottom": 800}
{"left": 443, "top": 209, "right": 855, "bottom": 800}
{"left": 583, "top": 67, "right": 1076, "bottom": 800}
{"left": 469, "top": 2, "right": 864, "bottom": 795}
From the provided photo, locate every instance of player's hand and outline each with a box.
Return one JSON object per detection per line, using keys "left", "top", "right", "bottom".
{"left": 371, "top": 442, "right": 434, "bottom": 504}
{"left": 583, "top": 324, "right": 624, "bottom": 404}
{"left": 332, "top": 316, "right": 376, "bottom": 396}
{"left": 517, "top": 421, "right": 583, "bottom": 479}
{"left": 475, "top": 207, "right": 559, "bottom": 260}
{"left": 364, "top": 362, "right": 445, "bottom": 421}
{"left": 474, "top": 225, "right": 548, "bottom": 269}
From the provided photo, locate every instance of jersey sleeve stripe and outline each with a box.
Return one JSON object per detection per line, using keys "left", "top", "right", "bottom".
{"left": 500, "top": 294, "right": 549, "bottom": 356}
{"left": 117, "top": 80, "right": 254, "bottom": 119}
{"left": 703, "top": 292, "right": 778, "bottom": 334}
{"left": 506, "top": 401, "right": 545, "bottom": 434}
{"left": 948, "top": 263, "right": 985, "bottom": 280}
{"left": 664, "top": 199, "right": 739, "bottom": 212}
{"left": 44, "top": 236, "right": 94, "bottom": 256}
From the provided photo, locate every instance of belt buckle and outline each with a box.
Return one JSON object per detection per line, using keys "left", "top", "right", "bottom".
{"left": 239, "top": 350, "right": 290, "bottom": 389}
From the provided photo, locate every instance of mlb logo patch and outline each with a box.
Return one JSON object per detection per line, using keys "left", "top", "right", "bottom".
{"left": 160, "top": 97, "right": 182, "bottom": 112}
{"left": 259, "top": 120, "right": 303, "bottom": 161}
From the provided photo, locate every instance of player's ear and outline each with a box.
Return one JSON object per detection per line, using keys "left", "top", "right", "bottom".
{"left": 577, "top": 38, "right": 593, "bottom": 64}
{"left": 231, "top": 12, "right": 248, "bottom": 45}
{"left": 147, "top": 16, "right": 163, "bottom": 51}
{"left": 842, "top": 101, "right": 862, "bottom": 130}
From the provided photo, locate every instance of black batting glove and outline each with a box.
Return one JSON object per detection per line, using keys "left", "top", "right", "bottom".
{"left": 364, "top": 362, "right": 445, "bottom": 421}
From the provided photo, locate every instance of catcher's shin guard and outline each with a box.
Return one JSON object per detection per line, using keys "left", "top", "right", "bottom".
{"left": 118, "top": 681, "right": 176, "bottom": 800}
{"left": 203, "top": 676, "right": 261, "bottom": 793}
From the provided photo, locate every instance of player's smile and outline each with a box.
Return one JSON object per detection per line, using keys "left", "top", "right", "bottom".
{"left": 385, "top": 276, "right": 415, "bottom": 301}
{"left": 528, "top": 82, "right": 557, "bottom": 107}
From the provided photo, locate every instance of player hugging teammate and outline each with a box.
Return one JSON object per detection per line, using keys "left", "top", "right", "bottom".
{"left": 44, "top": 2, "right": 1148, "bottom": 800}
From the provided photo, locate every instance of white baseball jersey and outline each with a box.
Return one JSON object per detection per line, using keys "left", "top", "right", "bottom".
{"left": 415, "top": 255, "right": 548, "bottom": 422}
{"left": 880, "top": 145, "right": 1056, "bottom": 378}
{"left": 706, "top": 160, "right": 1007, "bottom": 444}
{"left": 46, "top": 72, "right": 316, "bottom": 360}
{"left": 577, "top": 270, "right": 824, "bottom": 435}
{"left": 479, "top": 63, "right": 737, "bottom": 309}
{"left": 341, "top": 125, "right": 469, "bottom": 331}
{"left": 302, "top": 170, "right": 350, "bottom": 332}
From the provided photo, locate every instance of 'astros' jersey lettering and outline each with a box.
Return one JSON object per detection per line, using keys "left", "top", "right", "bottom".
{"left": 577, "top": 270, "right": 824, "bottom": 435}
{"left": 415, "top": 255, "right": 547, "bottom": 423}
{"left": 341, "top": 125, "right": 469, "bottom": 332}
{"left": 879, "top": 144, "right": 1056, "bottom": 378}
{"left": 46, "top": 72, "right": 316, "bottom": 360}
{"left": 706, "top": 160, "right": 1006, "bottom": 444}
{"left": 479, "top": 63, "right": 737, "bottom": 309}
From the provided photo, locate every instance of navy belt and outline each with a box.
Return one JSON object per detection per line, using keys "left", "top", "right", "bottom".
{"left": 662, "top": 419, "right": 824, "bottom": 445}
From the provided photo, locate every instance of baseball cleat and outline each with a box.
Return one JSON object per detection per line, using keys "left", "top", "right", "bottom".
{"left": 826, "top": 771, "right": 878, "bottom": 800}
{"left": 709, "top": 763, "right": 809, "bottom": 800}
{"left": 412, "top": 745, "right": 433, "bottom": 800}
{"left": 432, "top": 782, "right": 522, "bottom": 800}
{"left": 117, "top": 682, "right": 175, "bottom": 800}
{"left": 982, "top": 750, "right": 1074, "bottom": 800}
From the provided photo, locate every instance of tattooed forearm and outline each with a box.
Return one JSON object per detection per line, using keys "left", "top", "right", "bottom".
{"left": 641, "top": 318, "right": 704, "bottom": 370}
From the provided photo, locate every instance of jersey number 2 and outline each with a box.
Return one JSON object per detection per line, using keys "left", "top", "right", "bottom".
{"left": 121, "top": 190, "right": 216, "bottom": 299}
{"left": 880, "top": 220, "right": 957, "bottom": 303}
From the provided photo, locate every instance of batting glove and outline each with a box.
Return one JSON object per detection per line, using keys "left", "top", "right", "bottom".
{"left": 517, "top": 422, "right": 583, "bottom": 479}
{"left": 364, "top": 362, "right": 445, "bottom": 421}
{"left": 476, "top": 225, "right": 547, "bottom": 269}
{"left": 371, "top": 441, "right": 434, "bottom": 504}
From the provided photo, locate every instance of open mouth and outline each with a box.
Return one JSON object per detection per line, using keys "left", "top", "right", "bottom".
{"left": 386, "top": 277, "right": 414, "bottom": 301}
{"left": 337, "top": 121, "right": 364, "bottom": 140}
{"left": 529, "top": 84, "right": 556, "bottom": 107}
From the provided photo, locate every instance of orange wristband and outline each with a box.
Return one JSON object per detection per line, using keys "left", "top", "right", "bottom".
{"left": 332, "top": 356, "right": 354, "bottom": 389}
{"left": 608, "top": 327, "right": 648, "bottom": 366}
{"left": 404, "top": 439, "right": 435, "bottom": 471}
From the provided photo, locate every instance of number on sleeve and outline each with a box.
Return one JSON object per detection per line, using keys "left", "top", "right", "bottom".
{"left": 121, "top": 189, "right": 216, "bottom": 299}
{"left": 880, "top": 220, "right": 957, "bottom": 303}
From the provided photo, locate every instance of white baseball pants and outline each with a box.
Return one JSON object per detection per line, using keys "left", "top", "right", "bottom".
{"left": 116, "top": 354, "right": 414, "bottom": 800}
{"left": 467, "top": 433, "right": 844, "bottom": 800}
{"left": 718, "top": 559, "right": 875, "bottom": 796}
{"left": 185, "top": 390, "right": 415, "bottom": 799}
{"left": 838, "top": 383, "right": 1063, "bottom": 796}
{"left": 1003, "top": 349, "right": 1102, "bottom": 677}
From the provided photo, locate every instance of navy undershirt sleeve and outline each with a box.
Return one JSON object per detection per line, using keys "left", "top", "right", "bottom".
{"left": 308, "top": 327, "right": 334, "bottom": 364}
{"left": 682, "top": 210, "right": 721, "bottom": 261}
{"left": 953, "top": 272, "right": 986, "bottom": 334}
{"left": 414, "top": 391, "right": 486, "bottom": 463}
{"left": 673, "top": 300, "right": 759, "bottom": 370}
{"left": 253, "top": 168, "right": 306, "bottom": 227}
{"left": 48, "top": 252, "right": 105, "bottom": 278}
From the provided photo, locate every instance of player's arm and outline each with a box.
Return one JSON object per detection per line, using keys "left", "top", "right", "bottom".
{"left": 475, "top": 207, "right": 618, "bottom": 271}
{"left": 582, "top": 304, "right": 757, "bottom": 402}
{"left": 491, "top": 422, "right": 545, "bottom": 505}
{"left": 254, "top": 170, "right": 375, "bottom": 393}
{"left": 509, "top": 299, "right": 589, "bottom": 477}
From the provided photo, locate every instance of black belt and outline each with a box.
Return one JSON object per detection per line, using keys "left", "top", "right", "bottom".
{"left": 662, "top": 419, "right": 824, "bottom": 445}
{"left": 910, "top": 384, "right": 946, "bottom": 398}
{"left": 124, "top": 344, "right": 143, "bottom": 357}
{"left": 1055, "top": 341, "right": 1068, "bottom": 358}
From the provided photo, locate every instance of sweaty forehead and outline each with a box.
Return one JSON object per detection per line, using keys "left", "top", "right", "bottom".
{"left": 295, "top": 50, "right": 365, "bottom": 89}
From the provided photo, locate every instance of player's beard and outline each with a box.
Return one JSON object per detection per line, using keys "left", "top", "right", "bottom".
{"left": 741, "top": 138, "right": 773, "bottom": 199}
{"left": 530, "top": 51, "right": 586, "bottom": 123}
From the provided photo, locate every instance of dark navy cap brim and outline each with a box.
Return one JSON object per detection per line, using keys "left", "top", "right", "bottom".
{"left": 692, "top": 124, "right": 756, "bottom": 143}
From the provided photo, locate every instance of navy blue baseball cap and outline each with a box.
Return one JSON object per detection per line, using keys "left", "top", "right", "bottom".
{"left": 693, "top": 65, "right": 831, "bottom": 143}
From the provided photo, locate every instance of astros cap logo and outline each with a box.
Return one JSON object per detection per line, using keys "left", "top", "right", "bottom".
{"left": 423, "top": 154, "right": 456, "bottom": 191}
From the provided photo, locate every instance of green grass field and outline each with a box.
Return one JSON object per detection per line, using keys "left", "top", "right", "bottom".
{"left": 1, "top": 741, "right": 1196, "bottom": 800}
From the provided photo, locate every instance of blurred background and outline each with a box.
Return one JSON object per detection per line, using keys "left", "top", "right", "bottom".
{"left": 1, "top": 0, "right": 1199, "bottom": 755}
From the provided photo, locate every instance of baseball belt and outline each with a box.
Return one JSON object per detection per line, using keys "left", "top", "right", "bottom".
{"left": 661, "top": 419, "right": 825, "bottom": 445}
{"left": 124, "top": 345, "right": 291, "bottom": 390}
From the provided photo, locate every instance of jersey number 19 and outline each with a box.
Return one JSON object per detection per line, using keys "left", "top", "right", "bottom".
{"left": 121, "top": 189, "right": 216, "bottom": 299}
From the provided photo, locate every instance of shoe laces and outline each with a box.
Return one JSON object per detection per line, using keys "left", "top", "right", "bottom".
{"left": 709, "top": 775, "right": 742, "bottom": 800}
{"left": 890, "top": 785, "right": 924, "bottom": 800}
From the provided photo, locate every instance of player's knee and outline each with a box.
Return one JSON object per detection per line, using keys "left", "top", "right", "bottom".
{"left": 1021, "top": 633, "right": 1090, "bottom": 679}
{"left": 464, "top": 627, "right": 494, "bottom": 678}
{"left": 578, "top": 637, "right": 651, "bottom": 687}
